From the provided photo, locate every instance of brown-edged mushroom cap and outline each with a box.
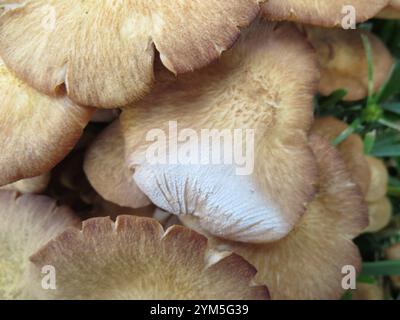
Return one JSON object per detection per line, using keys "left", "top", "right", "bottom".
{"left": 84, "top": 120, "right": 150, "bottom": 209}
{"left": 0, "top": 58, "right": 93, "bottom": 186}
{"left": 305, "top": 27, "right": 394, "bottom": 101}
{"left": 182, "top": 135, "right": 368, "bottom": 299}
{"left": 0, "top": 0, "right": 264, "bottom": 108}
{"left": 0, "top": 173, "right": 50, "bottom": 194}
{"left": 365, "top": 156, "right": 389, "bottom": 202}
{"left": 0, "top": 191, "right": 78, "bottom": 299}
{"left": 28, "top": 216, "right": 269, "bottom": 300}
{"left": 121, "top": 20, "right": 319, "bottom": 243}
{"left": 364, "top": 197, "right": 392, "bottom": 233}
{"left": 262, "top": 0, "right": 389, "bottom": 27}
{"left": 312, "top": 117, "right": 371, "bottom": 196}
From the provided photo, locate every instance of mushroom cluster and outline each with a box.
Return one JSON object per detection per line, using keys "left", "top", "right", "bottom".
{"left": 0, "top": 1, "right": 398, "bottom": 300}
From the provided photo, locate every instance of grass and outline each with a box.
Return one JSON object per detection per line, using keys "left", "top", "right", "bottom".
{"left": 314, "top": 19, "right": 400, "bottom": 300}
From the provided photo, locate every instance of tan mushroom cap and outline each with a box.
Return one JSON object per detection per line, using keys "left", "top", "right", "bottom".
{"left": 184, "top": 135, "right": 368, "bottom": 300}
{"left": 0, "top": 59, "right": 93, "bottom": 187}
{"left": 0, "top": 173, "right": 50, "bottom": 194}
{"left": 364, "top": 197, "right": 392, "bottom": 233}
{"left": 365, "top": 156, "right": 388, "bottom": 202}
{"left": 121, "top": 20, "right": 319, "bottom": 243}
{"left": 84, "top": 120, "right": 150, "bottom": 209}
{"left": 29, "top": 216, "right": 269, "bottom": 300}
{"left": 385, "top": 243, "right": 400, "bottom": 288}
{"left": 262, "top": 0, "right": 389, "bottom": 27}
{"left": 312, "top": 117, "right": 371, "bottom": 196}
{"left": 305, "top": 27, "right": 394, "bottom": 101}
{"left": 352, "top": 283, "right": 384, "bottom": 300}
{"left": 377, "top": 0, "right": 400, "bottom": 19}
{"left": 0, "top": 191, "right": 78, "bottom": 299}
{"left": 0, "top": 0, "right": 263, "bottom": 108}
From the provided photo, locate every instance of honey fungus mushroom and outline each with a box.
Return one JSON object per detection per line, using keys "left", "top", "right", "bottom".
{"left": 84, "top": 120, "right": 150, "bottom": 209}
{"left": 0, "top": 191, "right": 78, "bottom": 299}
{"left": 0, "top": 173, "right": 50, "bottom": 194}
{"left": 262, "top": 0, "right": 389, "bottom": 27}
{"left": 28, "top": 216, "right": 269, "bottom": 300}
{"left": 377, "top": 0, "right": 400, "bottom": 19}
{"left": 0, "top": 0, "right": 264, "bottom": 108}
{"left": 0, "top": 58, "right": 93, "bottom": 186}
{"left": 121, "top": 21, "right": 319, "bottom": 243}
{"left": 305, "top": 27, "right": 394, "bottom": 101}
{"left": 311, "top": 117, "right": 371, "bottom": 195}
{"left": 181, "top": 135, "right": 368, "bottom": 299}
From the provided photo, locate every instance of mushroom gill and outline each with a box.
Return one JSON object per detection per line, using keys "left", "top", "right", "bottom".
{"left": 182, "top": 135, "right": 368, "bottom": 299}
{"left": 121, "top": 20, "right": 319, "bottom": 243}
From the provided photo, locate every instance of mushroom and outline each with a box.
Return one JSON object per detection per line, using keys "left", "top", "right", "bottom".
{"left": 364, "top": 197, "right": 392, "bottom": 233}
{"left": 84, "top": 120, "right": 151, "bottom": 209}
{"left": 262, "top": 0, "right": 390, "bottom": 27}
{"left": 121, "top": 20, "right": 319, "bottom": 243}
{"left": 312, "top": 117, "right": 391, "bottom": 233}
{"left": 385, "top": 243, "right": 400, "bottom": 288}
{"left": 0, "top": 58, "right": 93, "bottom": 186}
{"left": 181, "top": 135, "right": 368, "bottom": 299}
{"left": 377, "top": 0, "right": 400, "bottom": 18}
{"left": 305, "top": 27, "right": 394, "bottom": 101}
{"left": 365, "top": 156, "right": 389, "bottom": 203}
{"left": 28, "top": 216, "right": 269, "bottom": 300}
{"left": 312, "top": 117, "right": 371, "bottom": 196}
{"left": 0, "top": 0, "right": 264, "bottom": 108}
{"left": 0, "top": 190, "right": 78, "bottom": 299}
{"left": 352, "top": 283, "right": 384, "bottom": 300}
{"left": 0, "top": 173, "right": 50, "bottom": 194}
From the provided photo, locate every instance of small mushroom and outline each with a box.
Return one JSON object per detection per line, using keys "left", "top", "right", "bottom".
{"left": 262, "top": 0, "right": 389, "bottom": 27}
{"left": 305, "top": 27, "right": 394, "bottom": 101}
{"left": 0, "top": 0, "right": 264, "bottom": 108}
{"left": 182, "top": 135, "right": 368, "bottom": 299}
{"left": 363, "top": 197, "right": 392, "bottom": 233}
{"left": 84, "top": 120, "right": 151, "bottom": 209}
{"left": 0, "top": 191, "right": 78, "bottom": 299}
{"left": 0, "top": 173, "right": 50, "bottom": 194}
{"left": 121, "top": 21, "right": 319, "bottom": 243}
{"left": 365, "top": 156, "right": 389, "bottom": 203}
{"left": 385, "top": 243, "right": 400, "bottom": 288}
{"left": 0, "top": 58, "right": 93, "bottom": 186}
{"left": 28, "top": 216, "right": 269, "bottom": 300}
{"left": 312, "top": 117, "right": 371, "bottom": 196}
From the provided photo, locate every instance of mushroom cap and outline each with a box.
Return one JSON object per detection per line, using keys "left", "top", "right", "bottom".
{"left": 365, "top": 156, "right": 388, "bottom": 202}
{"left": 377, "top": 0, "right": 400, "bottom": 19}
{"left": 0, "top": 59, "right": 93, "bottom": 186}
{"left": 364, "top": 197, "right": 392, "bottom": 233}
{"left": 262, "top": 0, "right": 390, "bottom": 27}
{"left": 84, "top": 120, "right": 150, "bottom": 209}
{"left": 185, "top": 135, "right": 368, "bottom": 300}
{"left": 352, "top": 283, "right": 384, "bottom": 300}
{"left": 0, "top": 173, "right": 50, "bottom": 194}
{"left": 0, "top": 191, "right": 78, "bottom": 299}
{"left": 0, "top": 0, "right": 263, "bottom": 108}
{"left": 312, "top": 117, "right": 371, "bottom": 196}
{"left": 305, "top": 27, "right": 394, "bottom": 101}
{"left": 121, "top": 20, "right": 319, "bottom": 243}
{"left": 29, "top": 216, "right": 269, "bottom": 300}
